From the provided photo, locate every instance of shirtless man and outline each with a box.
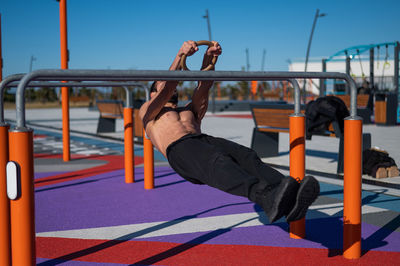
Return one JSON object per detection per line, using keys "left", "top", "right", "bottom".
{"left": 139, "top": 40, "right": 320, "bottom": 223}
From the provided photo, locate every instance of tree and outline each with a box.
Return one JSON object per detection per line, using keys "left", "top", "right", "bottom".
{"left": 226, "top": 84, "right": 240, "bottom": 100}
{"left": 4, "top": 88, "right": 16, "bottom": 102}
{"left": 36, "top": 87, "right": 57, "bottom": 103}
{"left": 237, "top": 80, "right": 249, "bottom": 100}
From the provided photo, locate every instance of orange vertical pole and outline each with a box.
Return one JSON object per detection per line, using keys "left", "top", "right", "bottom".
{"left": 124, "top": 107, "right": 134, "bottom": 183}
{"left": 143, "top": 129, "right": 154, "bottom": 189}
{"left": 9, "top": 129, "right": 35, "bottom": 265}
{"left": 251, "top": 81, "right": 257, "bottom": 96}
{"left": 60, "top": 0, "right": 70, "bottom": 162}
{"left": 0, "top": 13, "right": 3, "bottom": 81}
{"left": 343, "top": 117, "right": 362, "bottom": 259}
{"left": 289, "top": 114, "right": 306, "bottom": 239}
{"left": 283, "top": 81, "right": 287, "bottom": 101}
{"left": 0, "top": 18, "right": 8, "bottom": 264}
{"left": 0, "top": 124, "right": 11, "bottom": 266}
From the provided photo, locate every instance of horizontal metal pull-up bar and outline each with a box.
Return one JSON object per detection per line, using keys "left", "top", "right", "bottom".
{"left": 3, "top": 69, "right": 362, "bottom": 260}
{"left": 1, "top": 81, "right": 149, "bottom": 123}
{"left": 3, "top": 81, "right": 148, "bottom": 110}
{"left": 1, "top": 75, "right": 149, "bottom": 181}
{"left": 1, "top": 75, "right": 299, "bottom": 124}
{"left": 5, "top": 81, "right": 146, "bottom": 88}
{"left": 14, "top": 69, "right": 358, "bottom": 128}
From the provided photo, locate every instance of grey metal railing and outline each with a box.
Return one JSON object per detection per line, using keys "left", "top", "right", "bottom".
{"left": 0, "top": 74, "right": 25, "bottom": 124}
{"left": 289, "top": 79, "right": 301, "bottom": 115}
{"left": 12, "top": 69, "right": 358, "bottom": 128}
{"left": 0, "top": 76, "right": 149, "bottom": 123}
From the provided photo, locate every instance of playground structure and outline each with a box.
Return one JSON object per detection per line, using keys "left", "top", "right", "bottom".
{"left": 290, "top": 42, "right": 400, "bottom": 124}
{"left": 323, "top": 42, "right": 400, "bottom": 125}
{"left": 320, "top": 41, "right": 399, "bottom": 98}
{"left": 289, "top": 42, "right": 399, "bottom": 110}
{"left": 0, "top": 69, "right": 365, "bottom": 265}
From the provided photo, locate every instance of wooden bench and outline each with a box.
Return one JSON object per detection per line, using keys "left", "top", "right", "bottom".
{"left": 250, "top": 103, "right": 371, "bottom": 173}
{"left": 374, "top": 93, "right": 397, "bottom": 125}
{"left": 328, "top": 94, "right": 372, "bottom": 124}
{"left": 251, "top": 103, "right": 307, "bottom": 158}
{"left": 70, "top": 95, "right": 91, "bottom": 107}
{"left": 70, "top": 95, "right": 90, "bottom": 103}
{"left": 96, "top": 100, "right": 124, "bottom": 133}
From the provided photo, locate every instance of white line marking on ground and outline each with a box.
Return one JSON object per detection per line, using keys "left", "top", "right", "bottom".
{"left": 36, "top": 203, "right": 387, "bottom": 240}
{"left": 309, "top": 202, "right": 387, "bottom": 216}
{"left": 37, "top": 212, "right": 263, "bottom": 240}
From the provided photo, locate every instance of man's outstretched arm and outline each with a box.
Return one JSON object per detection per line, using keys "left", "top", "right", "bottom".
{"left": 191, "top": 41, "right": 222, "bottom": 121}
{"left": 140, "top": 41, "right": 200, "bottom": 126}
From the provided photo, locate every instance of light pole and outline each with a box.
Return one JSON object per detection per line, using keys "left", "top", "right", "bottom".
{"left": 246, "top": 48, "right": 251, "bottom": 99}
{"left": 29, "top": 55, "right": 36, "bottom": 72}
{"left": 203, "top": 9, "right": 216, "bottom": 113}
{"left": 261, "top": 49, "right": 266, "bottom": 71}
{"left": 303, "top": 9, "right": 326, "bottom": 104}
{"left": 246, "top": 48, "right": 250, "bottom": 71}
{"left": 203, "top": 9, "right": 212, "bottom": 42}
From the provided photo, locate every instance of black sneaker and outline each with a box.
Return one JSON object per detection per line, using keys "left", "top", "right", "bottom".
{"left": 286, "top": 175, "right": 320, "bottom": 223}
{"left": 256, "top": 176, "right": 300, "bottom": 223}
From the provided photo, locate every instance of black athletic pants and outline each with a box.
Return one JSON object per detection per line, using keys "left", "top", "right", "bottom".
{"left": 166, "top": 133, "right": 285, "bottom": 202}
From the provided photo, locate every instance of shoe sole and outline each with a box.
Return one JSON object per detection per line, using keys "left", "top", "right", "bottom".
{"left": 268, "top": 177, "right": 299, "bottom": 223}
{"left": 286, "top": 176, "right": 320, "bottom": 223}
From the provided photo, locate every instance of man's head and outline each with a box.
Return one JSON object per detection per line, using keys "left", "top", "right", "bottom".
{"left": 150, "top": 81, "right": 178, "bottom": 105}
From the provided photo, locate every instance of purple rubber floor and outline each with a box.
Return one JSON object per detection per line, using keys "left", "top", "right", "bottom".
{"left": 35, "top": 165, "right": 400, "bottom": 253}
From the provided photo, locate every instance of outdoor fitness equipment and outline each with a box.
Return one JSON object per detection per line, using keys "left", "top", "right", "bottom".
{"left": 1, "top": 69, "right": 363, "bottom": 264}
{"left": 322, "top": 41, "right": 399, "bottom": 97}
{"left": 0, "top": 75, "right": 148, "bottom": 185}
{"left": 180, "top": 40, "right": 218, "bottom": 71}
{"left": 380, "top": 44, "right": 391, "bottom": 90}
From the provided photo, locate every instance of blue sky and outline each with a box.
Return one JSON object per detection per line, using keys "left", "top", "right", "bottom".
{"left": 1, "top": 0, "right": 399, "bottom": 77}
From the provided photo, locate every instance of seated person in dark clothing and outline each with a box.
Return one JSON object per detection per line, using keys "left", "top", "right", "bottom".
{"left": 139, "top": 40, "right": 320, "bottom": 223}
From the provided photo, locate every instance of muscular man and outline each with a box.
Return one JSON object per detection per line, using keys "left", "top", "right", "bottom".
{"left": 140, "top": 40, "right": 319, "bottom": 223}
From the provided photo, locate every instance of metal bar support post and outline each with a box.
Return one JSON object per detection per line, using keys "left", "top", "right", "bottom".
{"left": 394, "top": 42, "right": 399, "bottom": 105}
{"left": 9, "top": 127, "right": 35, "bottom": 265}
{"left": 346, "top": 56, "right": 351, "bottom": 94}
{"left": 59, "top": 0, "right": 70, "bottom": 162}
{"left": 0, "top": 122, "right": 10, "bottom": 266}
{"left": 288, "top": 79, "right": 306, "bottom": 238}
{"left": 0, "top": 75, "right": 25, "bottom": 266}
{"left": 320, "top": 59, "right": 326, "bottom": 96}
{"left": 370, "top": 48, "right": 374, "bottom": 88}
{"left": 123, "top": 86, "right": 134, "bottom": 183}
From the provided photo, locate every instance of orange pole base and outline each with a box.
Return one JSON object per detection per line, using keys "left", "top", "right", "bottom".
{"left": 124, "top": 108, "right": 135, "bottom": 183}
{"left": 289, "top": 218, "right": 305, "bottom": 239}
{"left": 343, "top": 118, "right": 362, "bottom": 259}
{"left": 9, "top": 130, "right": 36, "bottom": 265}
{"left": 289, "top": 115, "right": 306, "bottom": 239}
{"left": 0, "top": 125, "right": 11, "bottom": 266}
{"left": 143, "top": 129, "right": 154, "bottom": 189}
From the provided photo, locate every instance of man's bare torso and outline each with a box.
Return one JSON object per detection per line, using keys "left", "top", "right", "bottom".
{"left": 143, "top": 104, "right": 201, "bottom": 157}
